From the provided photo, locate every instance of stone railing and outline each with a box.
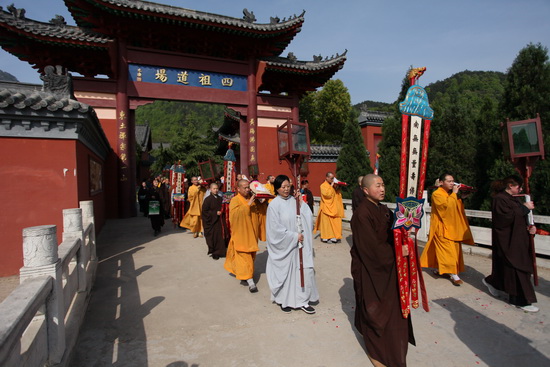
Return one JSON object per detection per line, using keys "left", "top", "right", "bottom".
{"left": 314, "top": 195, "right": 550, "bottom": 256}
{"left": 0, "top": 201, "right": 97, "bottom": 367}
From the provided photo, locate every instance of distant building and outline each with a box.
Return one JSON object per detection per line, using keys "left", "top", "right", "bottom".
{"left": 358, "top": 110, "right": 391, "bottom": 168}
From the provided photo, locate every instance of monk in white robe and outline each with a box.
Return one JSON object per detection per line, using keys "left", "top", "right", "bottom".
{"left": 266, "top": 175, "right": 319, "bottom": 314}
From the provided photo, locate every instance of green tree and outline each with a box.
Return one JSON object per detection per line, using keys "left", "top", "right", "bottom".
{"left": 170, "top": 126, "right": 219, "bottom": 177}
{"left": 336, "top": 109, "right": 373, "bottom": 199}
{"left": 150, "top": 126, "right": 218, "bottom": 177}
{"left": 301, "top": 79, "right": 351, "bottom": 144}
{"left": 299, "top": 90, "right": 318, "bottom": 128}
{"left": 502, "top": 43, "right": 550, "bottom": 216}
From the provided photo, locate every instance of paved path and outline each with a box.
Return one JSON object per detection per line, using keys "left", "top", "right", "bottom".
{"left": 70, "top": 216, "right": 550, "bottom": 367}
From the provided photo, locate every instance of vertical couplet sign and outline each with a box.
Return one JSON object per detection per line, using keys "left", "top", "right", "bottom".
{"left": 392, "top": 67, "right": 434, "bottom": 318}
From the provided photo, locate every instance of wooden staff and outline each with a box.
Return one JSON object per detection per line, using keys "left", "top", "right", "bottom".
{"left": 292, "top": 155, "right": 305, "bottom": 288}
{"left": 523, "top": 177, "right": 539, "bottom": 286}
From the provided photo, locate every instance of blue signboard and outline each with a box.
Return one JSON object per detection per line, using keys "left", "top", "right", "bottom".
{"left": 128, "top": 64, "right": 247, "bottom": 92}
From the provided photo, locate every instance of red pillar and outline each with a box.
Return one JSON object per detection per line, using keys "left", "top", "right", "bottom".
{"left": 116, "top": 39, "right": 135, "bottom": 217}
{"left": 244, "top": 58, "right": 259, "bottom": 177}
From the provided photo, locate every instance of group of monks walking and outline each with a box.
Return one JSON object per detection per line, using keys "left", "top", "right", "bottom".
{"left": 170, "top": 168, "right": 539, "bottom": 367}
{"left": 350, "top": 172, "right": 540, "bottom": 367}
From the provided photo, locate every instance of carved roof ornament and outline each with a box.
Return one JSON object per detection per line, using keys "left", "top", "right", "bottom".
{"left": 270, "top": 16, "right": 280, "bottom": 24}
{"left": 7, "top": 4, "right": 25, "bottom": 19}
{"left": 243, "top": 8, "right": 256, "bottom": 23}
{"left": 313, "top": 54, "right": 322, "bottom": 62}
{"left": 287, "top": 52, "right": 297, "bottom": 62}
{"left": 49, "top": 15, "right": 67, "bottom": 27}
{"left": 40, "top": 65, "right": 74, "bottom": 99}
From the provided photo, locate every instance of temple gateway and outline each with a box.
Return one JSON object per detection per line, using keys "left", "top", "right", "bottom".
{"left": 0, "top": 0, "right": 346, "bottom": 217}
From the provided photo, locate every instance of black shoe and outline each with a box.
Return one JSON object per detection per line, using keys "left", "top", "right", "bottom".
{"left": 249, "top": 285, "right": 258, "bottom": 293}
{"left": 212, "top": 255, "right": 219, "bottom": 260}
{"left": 280, "top": 305, "right": 292, "bottom": 313}
{"left": 240, "top": 280, "right": 248, "bottom": 286}
{"left": 300, "top": 305, "right": 315, "bottom": 314}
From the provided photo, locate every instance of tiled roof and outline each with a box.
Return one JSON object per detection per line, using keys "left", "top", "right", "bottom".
{"left": 0, "top": 80, "right": 110, "bottom": 159}
{"left": 263, "top": 51, "right": 347, "bottom": 73}
{"left": 0, "top": 9, "right": 113, "bottom": 46}
{"left": 310, "top": 144, "right": 341, "bottom": 163}
{"left": 358, "top": 111, "right": 391, "bottom": 126}
{"left": 73, "top": 0, "right": 305, "bottom": 33}
{"left": 0, "top": 81, "right": 91, "bottom": 113}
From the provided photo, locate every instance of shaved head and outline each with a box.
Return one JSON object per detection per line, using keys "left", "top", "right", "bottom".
{"left": 361, "top": 174, "right": 385, "bottom": 203}
{"left": 237, "top": 179, "right": 249, "bottom": 188}
{"left": 361, "top": 174, "right": 379, "bottom": 188}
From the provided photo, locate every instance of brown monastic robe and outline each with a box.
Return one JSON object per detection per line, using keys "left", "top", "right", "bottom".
{"left": 486, "top": 191, "right": 537, "bottom": 306}
{"left": 350, "top": 198, "right": 415, "bottom": 367}
{"left": 201, "top": 194, "right": 226, "bottom": 258}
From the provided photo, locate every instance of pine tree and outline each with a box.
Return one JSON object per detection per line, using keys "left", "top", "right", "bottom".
{"left": 336, "top": 109, "right": 373, "bottom": 199}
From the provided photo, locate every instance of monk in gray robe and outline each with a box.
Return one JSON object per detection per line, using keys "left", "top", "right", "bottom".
{"left": 266, "top": 175, "right": 319, "bottom": 314}
{"left": 350, "top": 174, "right": 415, "bottom": 367}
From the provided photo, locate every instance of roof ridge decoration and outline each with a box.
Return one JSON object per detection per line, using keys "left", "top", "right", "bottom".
{"left": 5, "top": 4, "right": 25, "bottom": 19}
{"left": 49, "top": 15, "right": 67, "bottom": 27}
{"left": 40, "top": 65, "right": 74, "bottom": 99}
{"left": 71, "top": 0, "right": 305, "bottom": 32}
{"left": 0, "top": 7, "right": 113, "bottom": 45}
{"left": 262, "top": 49, "right": 347, "bottom": 71}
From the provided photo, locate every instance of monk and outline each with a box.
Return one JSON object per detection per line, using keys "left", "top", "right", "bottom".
{"left": 180, "top": 176, "right": 206, "bottom": 238}
{"left": 250, "top": 199, "right": 267, "bottom": 242}
{"left": 351, "top": 174, "right": 415, "bottom": 367}
{"left": 264, "top": 175, "right": 275, "bottom": 196}
{"left": 314, "top": 172, "right": 344, "bottom": 243}
{"left": 420, "top": 173, "right": 474, "bottom": 286}
{"left": 224, "top": 179, "right": 259, "bottom": 293}
{"left": 201, "top": 182, "right": 226, "bottom": 260}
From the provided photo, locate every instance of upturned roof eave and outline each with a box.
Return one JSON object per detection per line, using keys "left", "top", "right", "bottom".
{"left": 0, "top": 10, "right": 113, "bottom": 48}
{"left": 67, "top": 0, "right": 305, "bottom": 37}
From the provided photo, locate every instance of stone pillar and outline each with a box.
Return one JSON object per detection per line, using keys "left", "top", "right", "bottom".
{"left": 20, "top": 225, "right": 65, "bottom": 364}
{"left": 62, "top": 208, "right": 86, "bottom": 292}
{"left": 80, "top": 200, "right": 96, "bottom": 262}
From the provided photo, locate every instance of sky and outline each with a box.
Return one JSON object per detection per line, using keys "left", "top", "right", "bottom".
{"left": 1, "top": 0, "right": 549, "bottom": 104}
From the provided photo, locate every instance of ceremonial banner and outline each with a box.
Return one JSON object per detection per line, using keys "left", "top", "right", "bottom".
{"left": 393, "top": 67, "right": 433, "bottom": 318}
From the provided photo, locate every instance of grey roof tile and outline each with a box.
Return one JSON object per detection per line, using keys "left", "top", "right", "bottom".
{"left": 0, "top": 9, "right": 113, "bottom": 45}
{"left": 87, "top": 0, "right": 305, "bottom": 32}
{"left": 0, "top": 82, "right": 90, "bottom": 113}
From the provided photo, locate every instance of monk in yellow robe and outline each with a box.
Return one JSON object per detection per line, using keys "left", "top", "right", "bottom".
{"left": 224, "top": 179, "right": 260, "bottom": 293}
{"left": 420, "top": 173, "right": 474, "bottom": 286}
{"left": 314, "top": 172, "right": 344, "bottom": 243}
{"left": 250, "top": 199, "right": 267, "bottom": 242}
{"left": 264, "top": 175, "right": 275, "bottom": 195}
{"left": 264, "top": 175, "right": 275, "bottom": 204}
{"left": 180, "top": 176, "right": 206, "bottom": 237}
